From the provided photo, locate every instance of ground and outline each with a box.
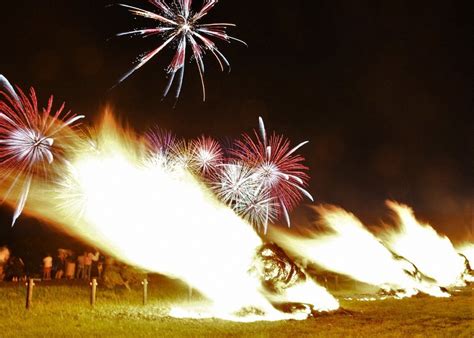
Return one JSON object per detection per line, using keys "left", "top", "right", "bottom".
{"left": 0, "top": 276, "right": 472, "bottom": 337}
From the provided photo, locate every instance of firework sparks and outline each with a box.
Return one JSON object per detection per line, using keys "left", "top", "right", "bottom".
{"left": 212, "top": 162, "right": 258, "bottom": 205}
{"left": 145, "top": 126, "right": 177, "bottom": 166}
{"left": 0, "top": 75, "right": 84, "bottom": 225}
{"left": 146, "top": 126, "right": 177, "bottom": 154}
{"left": 232, "top": 117, "right": 313, "bottom": 228}
{"left": 1, "top": 82, "right": 311, "bottom": 234}
{"left": 116, "top": 0, "right": 246, "bottom": 100}
{"left": 167, "top": 138, "right": 194, "bottom": 169}
{"left": 190, "top": 136, "right": 223, "bottom": 175}
{"left": 141, "top": 117, "right": 313, "bottom": 233}
{"left": 212, "top": 162, "right": 278, "bottom": 232}
{"left": 234, "top": 188, "right": 278, "bottom": 234}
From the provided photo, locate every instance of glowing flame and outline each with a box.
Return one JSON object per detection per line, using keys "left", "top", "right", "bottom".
{"left": 0, "top": 246, "right": 10, "bottom": 265}
{"left": 3, "top": 110, "right": 469, "bottom": 316}
{"left": 270, "top": 205, "right": 448, "bottom": 298}
{"left": 3, "top": 113, "right": 338, "bottom": 320}
{"left": 457, "top": 243, "right": 474, "bottom": 268}
{"left": 382, "top": 201, "right": 468, "bottom": 287}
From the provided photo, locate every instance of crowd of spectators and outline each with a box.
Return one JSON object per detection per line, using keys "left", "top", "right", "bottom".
{"left": 0, "top": 246, "right": 105, "bottom": 282}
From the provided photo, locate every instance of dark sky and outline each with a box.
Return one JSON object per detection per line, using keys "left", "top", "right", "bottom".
{"left": 0, "top": 0, "right": 472, "bottom": 260}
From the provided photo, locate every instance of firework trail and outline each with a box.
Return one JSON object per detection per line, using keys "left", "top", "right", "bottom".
{"left": 116, "top": 0, "right": 246, "bottom": 100}
{"left": 0, "top": 75, "right": 84, "bottom": 225}
{"left": 231, "top": 117, "right": 313, "bottom": 231}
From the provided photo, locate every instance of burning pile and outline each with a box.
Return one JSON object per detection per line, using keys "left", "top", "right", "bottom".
{"left": 271, "top": 202, "right": 473, "bottom": 298}
{"left": 0, "top": 76, "right": 472, "bottom": 321}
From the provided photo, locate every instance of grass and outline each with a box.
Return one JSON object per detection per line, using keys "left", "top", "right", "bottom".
{"left": 0, "top": 276, "right": 472, "bottom": 337}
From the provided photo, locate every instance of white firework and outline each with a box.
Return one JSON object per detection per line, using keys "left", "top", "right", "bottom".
{"left": 213, "top": 162, "right": 278, "bottom": 233}
{"left": 190, "top": 136, "right": 223, "bottom": 175}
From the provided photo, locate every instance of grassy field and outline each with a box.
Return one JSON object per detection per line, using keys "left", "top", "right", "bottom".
{"left": 0, "top": 276, "right": 472, "bottom": 337}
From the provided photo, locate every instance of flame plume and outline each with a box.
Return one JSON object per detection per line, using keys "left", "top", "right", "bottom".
{"left": 381, "top": 201, "right": 470, "bottom": 287}
{"left": 1, "top": 112, "right": 338, "bottom": 321}
{"left": 270, "top": 205, "right": 448, "bottom": 298}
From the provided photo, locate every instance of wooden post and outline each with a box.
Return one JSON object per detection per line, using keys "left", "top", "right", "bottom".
{"left": 142, "top": 278, "right": 148, "bottom": 305}
{"left": 90, "top": 278, "right": 98, "bottom": 306}
{"left": 25, "top": 278, "right": 36, "bottom": 309}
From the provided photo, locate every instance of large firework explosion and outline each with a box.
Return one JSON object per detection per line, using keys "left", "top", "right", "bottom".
{"left": 144, "top": 119, "right": 313, "bottom": 232}
{"left": 0, "top": 75, "right": 84, "bottom": 225}
{"left": 116, "top": 0, "right": 246, "bottom": 100}
{"left": 0, "top": 76, "right": 311, "bottom": 231}
{"left": 232, "top": 118, "right": 313, "bottom": 229}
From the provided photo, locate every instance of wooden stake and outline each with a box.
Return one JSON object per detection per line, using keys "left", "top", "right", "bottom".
{"left": 142, "top": 278, "right": 148, "bottom": 305}
{"left": 90, "top": 278, "right": 98, "bottom": 306}
{"left": 25, "top": 278, "right": 36, "bottom": 310}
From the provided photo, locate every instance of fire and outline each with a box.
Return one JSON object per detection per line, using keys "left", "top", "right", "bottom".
{"left": 382, "top": 201, "right": 468, "bottom": 287}
{"left": 457, "top": 243, "right": 474, "bottom": 268}
{"left": 3, "top": 113, "right": 338, "bottom": 321}
{"left": 0, "top": 246, "right": 10, "bottom": 264}
{"left": 1, "top": 109, "right": 471, "bottom": 318}
{"left": 270, "top": 205, "right": 448, "bottom": 298}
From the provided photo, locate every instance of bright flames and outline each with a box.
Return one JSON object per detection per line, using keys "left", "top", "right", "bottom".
{"left": 270, "top": 205, "right": 448, "bottom": 298}
{"left": 1, "top": 111, "right": 471, "bottom": 321}
{"left": 382, "top": 201, "right": 469, "bottom": 287}
{"left": 4, "top": 113, "right": 339, "bottom": 321}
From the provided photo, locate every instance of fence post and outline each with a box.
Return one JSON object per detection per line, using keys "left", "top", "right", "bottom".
{"left": 142, "top": 278, "right": 148, "bottom": 305}
{"left": 90, "top": 278, "right": 98, "bottom": 306}
{"left": 25, "top": 278, "right": 36, "bottom": 309}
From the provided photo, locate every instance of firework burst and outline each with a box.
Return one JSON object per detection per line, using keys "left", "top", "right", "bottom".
{"left": 0, "top": 75, "right": 84, "bottom": 225}
{"left": 145, "top": 126, "right": 177, "bottom": 165}
{"left": 117, "top": 0, "right": 246, "bottom": 100}
{"left": 169, "top": 138, "right": 194, "bottom": 169}
{"left": 141, "top": 117, "right": 313, "bottom": 232}
{"left": 232, "top": 117, "right": 313, "bottom": 227}
{"left": 233, "top": 188, "right": 278, "bottom": 234}
{"left": 212, "top": 162, "right": 278, "bottom": 232}
{"left": 190, "top": 135, "right": 223, "bottom": 175}
{"left": 212, "top": 162, "right": 256, "bottom": 205}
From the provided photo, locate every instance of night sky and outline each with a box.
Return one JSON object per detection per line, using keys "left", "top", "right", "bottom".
{"left": 0, "top": 1, "right": 472, "bottom": 265}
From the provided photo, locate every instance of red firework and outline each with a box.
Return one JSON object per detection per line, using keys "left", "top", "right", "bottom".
{"left": 0, "top": 75, "right": 84, "bottom": 225}
{"left": 116, "top": 0, "right": 246, "bottom": 100}
{"left": 145, "top": 126, "right": 177, "bottom": 157}
{"left": 231, "top": 117, "right": 313, "bottom": 226}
